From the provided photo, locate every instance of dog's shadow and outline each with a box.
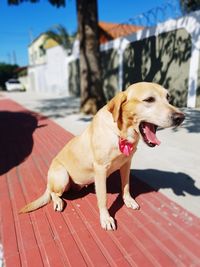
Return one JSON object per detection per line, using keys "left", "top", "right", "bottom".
{"left": 63, "top": 169, "right": 200, "bottom": 221}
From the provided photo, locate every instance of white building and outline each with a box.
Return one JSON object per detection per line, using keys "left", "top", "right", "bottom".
{"left": 28, "top": 33, "right": 72, "bottom": 95}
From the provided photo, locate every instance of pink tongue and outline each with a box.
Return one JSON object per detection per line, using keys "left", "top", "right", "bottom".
{"left": 144, "top": 122, "right": 161, "bottom": 145}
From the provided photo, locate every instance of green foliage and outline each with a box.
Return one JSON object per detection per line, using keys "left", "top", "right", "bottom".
{"left": 18, "top": 67, "right": 27, "bottom": 77}
{"left": 0, "top": 62, "right": 18, "bottom": 90}
{"left": 44, "top": 24, "right": 75, "bottom": 52}
{"left": 180, "top": 0, "right": 200, "bottom": 14}
{"left": 8, "top": 0, "right": 65, "bottom": 7}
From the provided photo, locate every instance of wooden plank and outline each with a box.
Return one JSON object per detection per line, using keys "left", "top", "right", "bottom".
{"left": 0, "top": 174, "right": 21, "bottom": 265}
{"left": 7, "top": 166, "right": 46, "bottom": 266}
{"left": 1, "top": 98, "right": 200, "bottom": 267}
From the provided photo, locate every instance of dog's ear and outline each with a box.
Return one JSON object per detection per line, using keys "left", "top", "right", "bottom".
{"left": 107, "top": 92, "right": 127, "bottom": 122}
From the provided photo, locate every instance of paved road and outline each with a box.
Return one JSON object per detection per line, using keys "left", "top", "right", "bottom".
{"left": 2, "top": 91, "right": 200, "bottom": 218}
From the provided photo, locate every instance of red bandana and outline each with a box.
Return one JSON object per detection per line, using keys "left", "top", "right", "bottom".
{"left": 119, "top": 137, "right": 134, "bottom": 156}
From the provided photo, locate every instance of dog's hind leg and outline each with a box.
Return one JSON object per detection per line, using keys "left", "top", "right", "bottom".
{"left": 51, "top": 192, "right": 65, "bottom": 211}
{"left": 47, "top": 162, "right": 70, "bottom": 212}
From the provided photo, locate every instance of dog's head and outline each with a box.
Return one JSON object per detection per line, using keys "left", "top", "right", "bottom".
{"left": 107, "top": 82, "right": 185, "bottom": 147}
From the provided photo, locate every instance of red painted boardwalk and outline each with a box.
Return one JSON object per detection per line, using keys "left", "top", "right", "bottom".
{"left": 0, "top": 98, "right": 200, "bottom": 267}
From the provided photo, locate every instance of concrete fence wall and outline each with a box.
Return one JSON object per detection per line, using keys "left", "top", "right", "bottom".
{"left": 28, "top": 10, "right": 200, "bottom": 108}
{"left": 67, "top": 10, "right": 200, "bottom": 108}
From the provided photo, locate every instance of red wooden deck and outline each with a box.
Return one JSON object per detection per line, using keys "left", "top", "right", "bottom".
{"left": 0, "top": 97, "right": 200, "bottom": 267}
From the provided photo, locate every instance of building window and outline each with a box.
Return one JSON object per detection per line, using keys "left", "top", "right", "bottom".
{"left": 39, "top": 45, "right": 46, "bottom": 57}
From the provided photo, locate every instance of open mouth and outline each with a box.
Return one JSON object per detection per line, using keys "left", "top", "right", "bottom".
{"left": 139, "top": 122, "right": 161, "bottom": 147}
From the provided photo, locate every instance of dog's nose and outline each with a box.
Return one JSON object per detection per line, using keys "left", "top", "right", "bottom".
{"left": 172, "top": 112, "right": 185, "bottom": 126}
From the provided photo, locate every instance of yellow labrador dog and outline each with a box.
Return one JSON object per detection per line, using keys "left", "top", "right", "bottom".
{"left": 20, "top": 82, "right": 185, "bottom": 230}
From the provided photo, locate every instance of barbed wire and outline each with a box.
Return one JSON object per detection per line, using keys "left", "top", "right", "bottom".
{"left": 107, "top": 0, "right": 182, "bottom": 37}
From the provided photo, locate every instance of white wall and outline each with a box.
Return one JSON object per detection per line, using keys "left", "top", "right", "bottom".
{"left": 28, "top": 64, "right": 47, "bottom": 92}
{"left": 18, "top": 76, "right": 29, "bottom": 91}
{"left": 28, "top": 46, "right": 69, "bottom": 95}
{"left": 45, "top": 46, "right": 69, "bottom": 95}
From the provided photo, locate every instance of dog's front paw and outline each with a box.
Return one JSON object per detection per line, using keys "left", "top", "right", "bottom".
{"left": 124, "top": 195, "right": 140, "bottom": 210}
{"left": 100, "top": 211, "right": 116, "bottom": 231}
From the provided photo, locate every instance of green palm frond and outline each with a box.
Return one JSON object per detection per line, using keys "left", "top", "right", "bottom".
{"left": 44, "top": 24, "right": 75, "bottom": 51}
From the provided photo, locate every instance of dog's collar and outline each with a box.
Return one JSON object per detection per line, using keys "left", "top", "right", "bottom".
{"left": 119, "top": 137, "right": 134, "bottom": 156}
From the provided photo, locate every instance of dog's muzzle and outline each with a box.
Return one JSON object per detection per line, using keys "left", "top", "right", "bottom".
{"left": 171, "top": 112, "right": 185, "bottom": 126}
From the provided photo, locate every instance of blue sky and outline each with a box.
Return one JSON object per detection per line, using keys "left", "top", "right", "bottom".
{"left": 0, "top": 0, "right": 181, "bottom": 66}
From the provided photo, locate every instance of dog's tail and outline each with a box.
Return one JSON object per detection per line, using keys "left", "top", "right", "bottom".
{"left": 19, "top": 189, "right": 51, "bottom": 213}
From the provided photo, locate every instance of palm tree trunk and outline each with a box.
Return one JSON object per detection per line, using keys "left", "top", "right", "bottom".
{"left": 76, "top": 0, "right": 106, "bottom": 114}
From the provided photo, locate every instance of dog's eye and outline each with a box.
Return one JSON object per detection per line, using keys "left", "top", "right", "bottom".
{"left": 143, "top": 97, "right": 155, "bottom": 103}
{"left": 166, "top": 94, "right": 171, "bottom": 102}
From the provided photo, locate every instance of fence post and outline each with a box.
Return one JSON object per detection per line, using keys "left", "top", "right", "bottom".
{"left": 118, "top": 42, "right": 124, "bottom": 91}
{"left": 185, "top": 12, "right": 200, "bottom": 108}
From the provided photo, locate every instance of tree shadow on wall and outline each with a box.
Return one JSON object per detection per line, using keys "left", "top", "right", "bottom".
{"left": 67, "top": 46, "right": 119, "bottom": 102}
{"left": 123, "top": 28, "right": 192, "bottom": 107}
{"left": 0, "top": 111, "right": 45, "bottom": 175}
{"left": 68, "top": 59, "right": 80, "bottom": 97}
{"left": 196, "top": 85, "right": 200, "bottom": 106}
{"left": 101, "top": 49, "right": 119, "bottom": 100}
